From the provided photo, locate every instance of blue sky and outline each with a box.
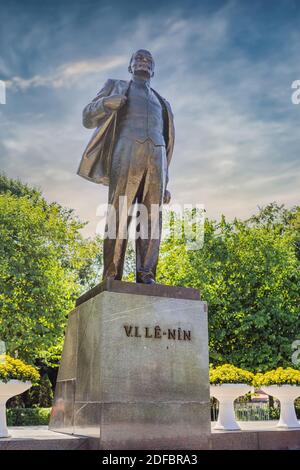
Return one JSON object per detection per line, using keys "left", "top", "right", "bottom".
{"left": 0, "top": 0, "right": 299, "bottom": 236}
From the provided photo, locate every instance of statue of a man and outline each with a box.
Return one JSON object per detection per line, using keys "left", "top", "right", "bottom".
{"left": 77, "top": 49, "right": 175, "bottom": 284}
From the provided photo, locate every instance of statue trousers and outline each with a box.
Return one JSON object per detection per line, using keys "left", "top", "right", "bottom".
{"left": 103, "top": 136, "right": 167, "bottom": 280}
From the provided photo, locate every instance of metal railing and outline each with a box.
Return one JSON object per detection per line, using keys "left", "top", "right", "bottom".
{"left": 211, "top": 401, "right": 280, "bottom": 422}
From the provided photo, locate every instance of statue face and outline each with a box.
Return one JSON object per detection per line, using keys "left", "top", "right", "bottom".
{"left": 130, "top": 50, "right": 154, "bottom": 78}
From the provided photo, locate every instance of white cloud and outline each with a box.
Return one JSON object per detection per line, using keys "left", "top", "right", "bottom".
{"left": 5, "top": 56, "right": 127, "bottom": 91}
{"left": 1, "top": 7, "right": 299, "bottom": 237}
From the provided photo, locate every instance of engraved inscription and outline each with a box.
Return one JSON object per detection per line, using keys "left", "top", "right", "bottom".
{"left": 123, "top": 324, "right": 192, "bottom": 341}
{"left": 124, "top": 325, "right": 133, "bottom": 337}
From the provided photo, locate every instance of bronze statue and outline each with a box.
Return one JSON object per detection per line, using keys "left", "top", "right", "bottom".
{"left": 77, "top": 49, "right": 175, "bottom": 284}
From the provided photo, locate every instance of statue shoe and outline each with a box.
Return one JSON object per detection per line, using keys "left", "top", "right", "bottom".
{"left": 137, "top": 271, "right": 156, "bottom": 284}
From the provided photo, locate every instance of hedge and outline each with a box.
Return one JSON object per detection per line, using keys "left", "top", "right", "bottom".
{"left": 6, "top": 408, "right": 51, "bottom": 426}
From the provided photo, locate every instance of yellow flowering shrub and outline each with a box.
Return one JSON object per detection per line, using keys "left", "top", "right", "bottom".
{"left": 254, "top": 367, "right": 300, "bottom": 387}
{"left": 0, "top": 355, "right": 39, "bottom": 384}
{"left": 210, "top": 364, "right": 254, "bottom": 385}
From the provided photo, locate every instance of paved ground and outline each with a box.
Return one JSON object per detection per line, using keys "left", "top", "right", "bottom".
{"left": 211, "top": 420, "right": 300, "bottom": 432}
{"left": 0, "top": 422, "right": 299, "bottom": 450}
{"left": 5, "top": 426, "right": 79, "bottom": 439}
{"left": 0, "top": 426, "right": 88, "bottom": 450}
{"left": 211, "top": 420, "right": 300, "bottom": 449}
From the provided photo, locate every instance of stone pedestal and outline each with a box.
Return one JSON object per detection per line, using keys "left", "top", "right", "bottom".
{"left": 49, "top": 280, "right": 210, "bottom": 449}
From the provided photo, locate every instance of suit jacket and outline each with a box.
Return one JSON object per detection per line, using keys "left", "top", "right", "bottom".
{"left": 77, "top": 79, "right": 175, "bottom": 186}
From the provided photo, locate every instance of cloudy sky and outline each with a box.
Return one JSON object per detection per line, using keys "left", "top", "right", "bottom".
{"left": 0, "top": 0, "right": 299, "bottom": 236}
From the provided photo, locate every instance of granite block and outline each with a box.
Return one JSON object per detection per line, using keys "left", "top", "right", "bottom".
{"left": 50, "top": 281, "right": 210, "bottom": 449}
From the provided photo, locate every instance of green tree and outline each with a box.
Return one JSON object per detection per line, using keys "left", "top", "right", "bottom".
{"left": 0, "top": 176, "right": 101, "bottom": 364}
{"left": 157, "top": 205, "right": 300, "bottom": 372}
{"left": 27, "top": 374, "right": 53, "bottom": 408}
{"left": 0, "top": 173, "right": 42, "bottom": 201}
{"left": 248, "top": 202, "right": 300, "bottom": 261}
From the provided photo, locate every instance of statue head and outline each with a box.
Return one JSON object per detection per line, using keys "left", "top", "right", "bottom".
{"left": 128, "top": 49, "right": 155, "bottom": 79}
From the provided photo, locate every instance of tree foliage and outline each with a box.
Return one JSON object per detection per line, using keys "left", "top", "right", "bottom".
{"left": 157, "top": 203, "right": 300, "bottom": 372}
{"left": 0, "top": 175, "right": 101, "bottom": 364}
{"left": 1, "top": 173, "right": 299, "bottom": 373}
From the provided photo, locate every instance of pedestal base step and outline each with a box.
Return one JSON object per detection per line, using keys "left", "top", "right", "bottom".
{"left": 0, "top": 426, "right": 88, "bottom": 450}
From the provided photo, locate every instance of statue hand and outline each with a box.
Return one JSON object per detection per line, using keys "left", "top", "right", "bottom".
{"left": 103, "top": 94, "right": 127, "bottom": 111}
{"left": 163, "top": 189, "right": 171, "bottom": 204}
